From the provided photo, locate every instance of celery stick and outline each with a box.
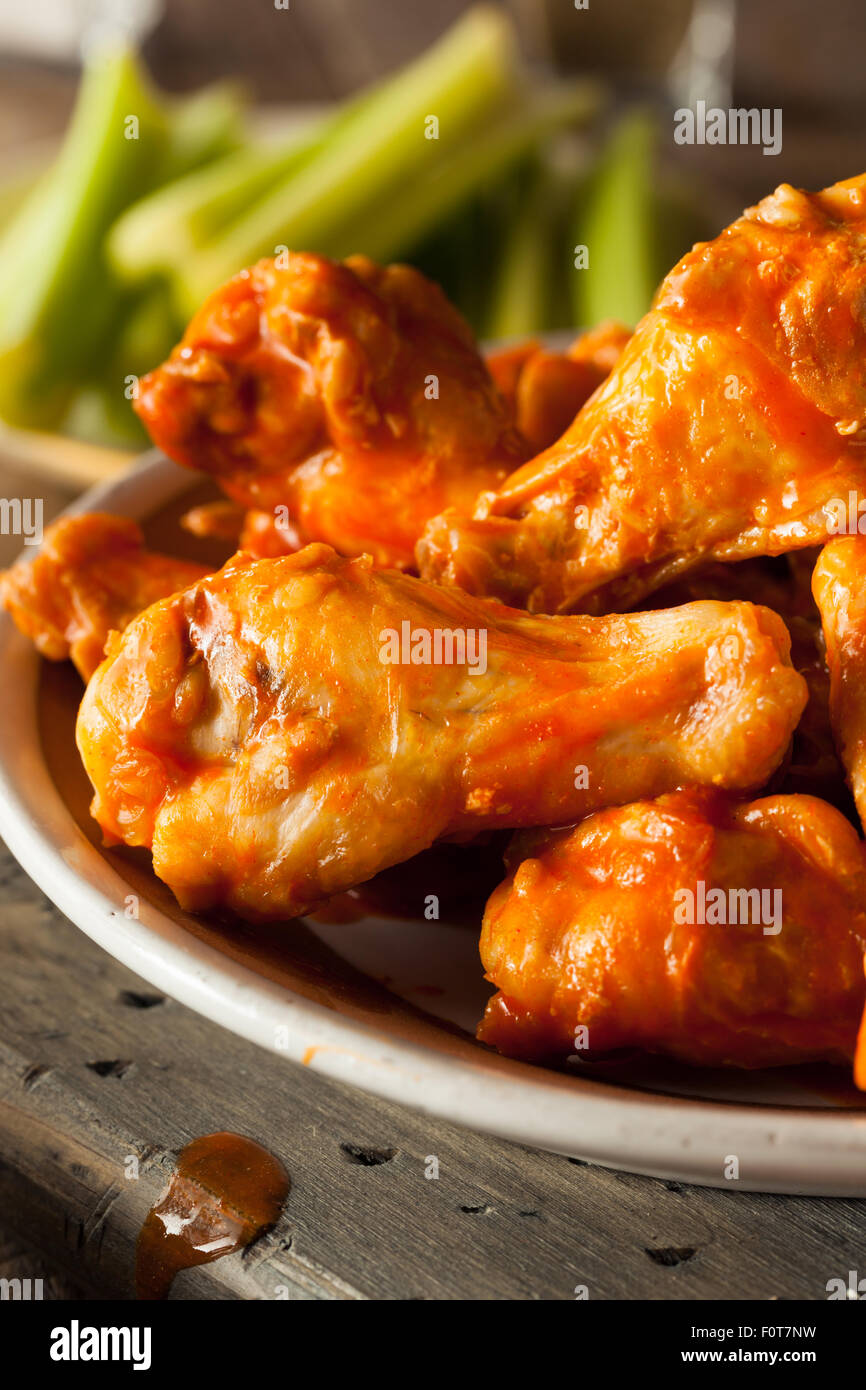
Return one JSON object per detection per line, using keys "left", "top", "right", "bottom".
{"left": 109, "top": 78, "right": 396, "bottom": 284}
{"left": 112, "top": 282, "right": 180, "bottom": 375}
{"left": 160, "top": 80, "right": 246, "bottom": 180}
{"left": 485, "top": 162, "right": 558, "bottom": 339}
{"left": 177, "top": 4, "right": 519, "bottom": 313}
{"left": 65, "top": 282, "right": 179, "bottom": 447}
{"left": 0, "top": 48, "right": 251, "bottom": 430}
{"left": 336, "top": 82, "right": 601, "bottom": 265}
{"left": 63, "top": 382, "right": 148, "bottom": 448}
{"left": 572, "top": 108, "right": 659, "bottom": 329}
{"left": 0, "top": 44, "right": 170, "bottom": 428}
{"left": 108, "top": 119, "right": 328, "bottom": 281}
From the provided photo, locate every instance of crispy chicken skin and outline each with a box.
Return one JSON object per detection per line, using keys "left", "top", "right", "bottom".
{"left": 0, "top": 514, "right": 208, "bottom": 681}
{"left": 486, "top": 322, "right": 630, "bottom": 454}
{"left": 479, "top": 790, "right": 866, "bottom": 1070}
{"left": 134, "top": 252, "right": 526, "bottom": 569}
{"left": 648, "top": 555, "right": 845, "bottom": 805}
{"left": 813, "top": 537, "right": 866, "bottom": 829}
{"left": 76, "top": 544, "right": 804, "bottom": 922}
{"left": 419, "top": 175, "right": 866, "bottom": 614}
{"left": 231, "top": 324, "right": 632, "bottom": 562}
{"left": 176, "top": 325, "right": 631, "bottom": 563}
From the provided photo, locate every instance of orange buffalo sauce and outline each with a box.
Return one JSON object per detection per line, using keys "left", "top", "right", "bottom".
{"left": 135, "top": 1132, "right": 289, "bottom": 1300}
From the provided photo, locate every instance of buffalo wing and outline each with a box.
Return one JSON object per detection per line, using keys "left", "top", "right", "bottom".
{"left": 420, "top": 176, "right": 866, "bottom": 613}
{"left": 76, "top": 545, "right": 804, "bottom": 921}
{"left": 1, "top": 514, "right": 208, "bottom": 681}
{"left": 479, "top": 790, "right": 866, "bottom": 1069}
{"left": 134, "top": 252, "right": 526, "bottom": 569}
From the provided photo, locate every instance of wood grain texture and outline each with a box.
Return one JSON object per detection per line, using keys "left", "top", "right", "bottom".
{"left": 1, "top": 836, "right": 865, "bottom": 1301}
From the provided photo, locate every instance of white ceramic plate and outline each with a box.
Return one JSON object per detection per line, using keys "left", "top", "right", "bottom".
{"left": 2, "top": 451, "right": 866, "bottom": 1195}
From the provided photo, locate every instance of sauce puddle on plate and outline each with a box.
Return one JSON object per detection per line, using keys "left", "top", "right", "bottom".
{"left": 135, "top": 1132, "right": 290, "bottom": 1300}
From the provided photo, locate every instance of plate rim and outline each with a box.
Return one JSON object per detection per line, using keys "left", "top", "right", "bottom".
{"left": 2, "top": 450, "right": 866, "bottom": 1195}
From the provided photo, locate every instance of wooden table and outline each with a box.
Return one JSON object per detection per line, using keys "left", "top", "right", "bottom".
{"left": 1, "top": 826, "right": 865, "bottom": 1301}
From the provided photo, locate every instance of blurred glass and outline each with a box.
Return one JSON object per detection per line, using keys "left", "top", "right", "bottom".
{"left": 669, "top": 0, "right": 736, "bottom": 109}
{"left": 513, "top": 0, "right": 736, "bottom": 107}
{"left": 0, "top": 0, "right": 162, "bottom": 60}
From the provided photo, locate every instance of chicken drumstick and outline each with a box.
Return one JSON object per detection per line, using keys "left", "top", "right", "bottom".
{"left": 77, "top": 544, "right": 805, "bottom": 921}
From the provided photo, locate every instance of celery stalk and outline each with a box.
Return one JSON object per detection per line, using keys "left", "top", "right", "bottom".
{"left": 64, "top": 281, "right": 180, "bottom": 447}
{"left": 108, "top": 79, "right": 398, "bottom": 284}
{"left": 160, "top": 80, "right": 246, "bottom": 180}
{"left": 108, "top": 119, "right": 328, "bottom": 281}
{"left": 484, "top": 163, "right": 558, "bottom": 339}
{"left": 177, "top": 5, "right": 519, "bottom": 313}
{"left": 0, "top": 50, "right": 250, "bottom": 431}
{"left": 346, "top": 83, "right": 600, "bottom": 266}
{"left": 571, "top": 108, "right": 659, "bottom": 330}
{"left": 0, "top": 44, "right": 170, "bottom": 428}
{"left": 63, "top": 382, "right": 148, "bottom": 449}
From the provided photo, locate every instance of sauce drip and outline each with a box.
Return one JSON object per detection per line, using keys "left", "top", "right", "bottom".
{"left": 135, "top": 1131, "right": 290, "bottom": 1300}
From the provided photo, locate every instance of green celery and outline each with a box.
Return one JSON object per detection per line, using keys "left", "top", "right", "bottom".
{"left": 0, "top": 44, "right": 171, "bottom": 428}
{"left": 0, "top": 50, "right": 249, "bottom": 431}
{"left": 64, "top": 282, "right": 179, "bottom": 446}
{"left": 108, "top": 118, "right": 329, "bottom": 283}
{"left": 176, "top": 5, "right": 520, "bottom": 313}
{"left": 334, "top": 82, "right": 601, "bottom": 266}
{"left": 160, "top": 80, "right": 246, "bottom": 180}
{"left": 108, "top": 77, "right": 404, "bottom": 285}
{"left": 484, "top": 161, "right": 565, "bottom": 339}
{"left": 572, "top": 108, "right": 659, "bottom": 329}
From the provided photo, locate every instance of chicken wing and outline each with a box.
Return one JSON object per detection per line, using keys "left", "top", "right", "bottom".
{"left": 420, "top": 174, "right": 866, "bottom": 614}
{"left": 228, "top": 323, "right": 631, "bottom": 561}
{"left": 76, "top": 544, "right": 805, "bottom": 922}
{"left": 0, "top": 513, "right": 208, "bottom": 681}
{"left": 486, "top": 322, "right": 630, "bottom": 454}
{"left": 812, "top": 536, "right": 866, "bottom": 830}
{"left": 479, "top": 790, "right": 866, "bottom": 1070}
{"left": 134, "top": 252, "right": 527, "bottom": 570}
{"left": 175, "top": 324, "right": 631, "bottom": 564}
{"left": 181, "top": 501, "right": 303, "bottom": 561}
{"left": 647, "top": 555, "right": 845, "bottom": 806}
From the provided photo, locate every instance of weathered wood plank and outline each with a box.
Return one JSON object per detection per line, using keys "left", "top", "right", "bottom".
{"left": 1, "top": 837, "right": 865, "bottom": 1300}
